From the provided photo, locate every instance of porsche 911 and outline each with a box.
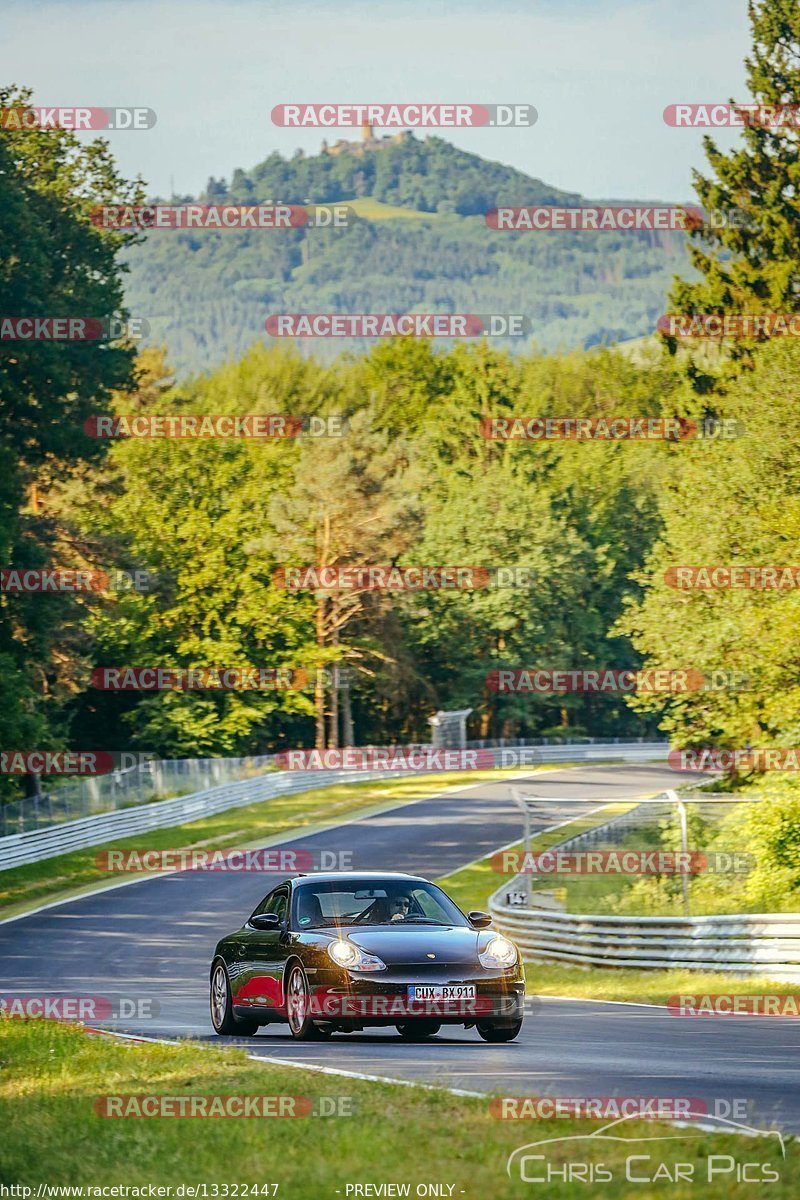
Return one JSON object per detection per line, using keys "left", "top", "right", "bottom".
{"left": 210, "top": 871, "right": 525, "bottom": 1042}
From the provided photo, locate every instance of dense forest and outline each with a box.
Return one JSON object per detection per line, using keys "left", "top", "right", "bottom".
{"left": 3, "top": 0, "right": 800, "bottom": 795}
{"left": 125, "top": 134, "right": 694, "bottom": 375}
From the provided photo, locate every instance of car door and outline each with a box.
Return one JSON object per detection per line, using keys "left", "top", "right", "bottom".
{"left": 229, "top": 886, "right": 290, "bottom": 1013}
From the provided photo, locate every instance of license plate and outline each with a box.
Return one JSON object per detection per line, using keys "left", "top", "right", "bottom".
{"left": 408, "top": 985, "right": 476, "bottom": 1001}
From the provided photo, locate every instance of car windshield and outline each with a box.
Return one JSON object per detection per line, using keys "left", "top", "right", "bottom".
{"left": 291, "top": 879, "right": 469, "bottom": 930}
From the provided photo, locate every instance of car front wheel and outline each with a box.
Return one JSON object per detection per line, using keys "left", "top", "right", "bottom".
{"left": 286, "top": 964, "right": 332, "bottom": 1040}
{"left": 476, "top": 1019, "right": 523, "bottom": 1043}
{"left": 210, "top": 962, "right": 259, "bottom": 1037}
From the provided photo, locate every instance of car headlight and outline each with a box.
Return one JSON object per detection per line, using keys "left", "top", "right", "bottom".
{"left": 327, "top": 939, "right": 386, "bottom": 972}
{"left": 478, "top": 935, "right": 518, "bottom": 969}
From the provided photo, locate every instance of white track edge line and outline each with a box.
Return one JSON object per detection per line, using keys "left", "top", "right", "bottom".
{"left": 0, "top": 766, "right": 569, "bottom": 926}
{"left": 87, "top": 1026, "right": 791, "bottom": 1138}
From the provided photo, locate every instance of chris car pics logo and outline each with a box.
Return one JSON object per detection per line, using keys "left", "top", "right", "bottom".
{"left": 506, "top": 1112, "right": 785, "bottom": 1184}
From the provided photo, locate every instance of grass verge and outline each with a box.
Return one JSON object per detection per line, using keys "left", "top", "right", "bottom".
{"left": 0, "top": 1019, "right": 793, "bottom": 1195}
{"left": 526, "top": 962, "right": 800, "bottom": 1005}
{"left": 435, "top": 801, "right": 635, "bottom": 914}
{"left": 0, "top": 766, "right": 556, "bottom": 919}
{"left": 435, "top": 800, "right": 800, "bottom": 1004}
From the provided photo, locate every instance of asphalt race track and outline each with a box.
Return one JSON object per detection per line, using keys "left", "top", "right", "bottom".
{"left": 2, "top": 763, "right": 798, "bottom": 1134}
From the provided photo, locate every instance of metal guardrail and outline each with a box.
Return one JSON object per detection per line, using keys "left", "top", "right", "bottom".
{"left": 490, "top": 903, "right": 800, "bottom": 982}
{"left": 0, "top": 767, "right": 394, "bottom": 873}
{"left": 0, "top": 754, "right": 278, "bottom": 837}
{"left": 490, "top": 792, "right": 800, "bottom": 982}
{"left": 0, "top": 741, "right": 668, "bottom": 873}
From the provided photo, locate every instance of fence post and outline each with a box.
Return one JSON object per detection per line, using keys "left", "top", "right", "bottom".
{"left": 666, "top": 789, "right": 690, "bottom": 917}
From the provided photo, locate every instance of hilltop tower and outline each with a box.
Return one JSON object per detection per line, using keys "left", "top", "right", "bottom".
{"left": 361, "top": 121, "right": 372, "bottom": 142}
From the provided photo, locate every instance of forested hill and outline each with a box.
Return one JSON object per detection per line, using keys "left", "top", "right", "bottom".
{"left": 124, "top": 134, "right": 693, "bottom": 376}
{"left": 214, "top": 134, "right": 582, "bottom": 214}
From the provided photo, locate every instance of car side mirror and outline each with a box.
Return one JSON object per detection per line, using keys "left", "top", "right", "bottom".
{"left": 468, "top": 910, "right": 492, "bottom": 929}
{"left": 251, "top": 913, "right": 281, "bottom": 930}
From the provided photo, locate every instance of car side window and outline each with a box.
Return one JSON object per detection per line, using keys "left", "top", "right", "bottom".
{"left": 413, "top": 888, "right": 440, "bottom": 918}
{"left": 252, "top": 888, "right": 288, "bottom": 920}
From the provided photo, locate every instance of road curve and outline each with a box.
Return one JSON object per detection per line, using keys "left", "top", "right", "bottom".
{"left": 1, "top": 763, "right": 797, "bottom": 1134}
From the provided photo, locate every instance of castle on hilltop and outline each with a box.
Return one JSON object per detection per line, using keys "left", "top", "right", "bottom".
{"left": 322, "top": 123, "right": 413, "bottom": 157}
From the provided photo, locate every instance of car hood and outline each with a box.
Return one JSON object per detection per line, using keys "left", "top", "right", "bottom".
{"left": 337, "top": 925, "right": 483, "bottom": 965}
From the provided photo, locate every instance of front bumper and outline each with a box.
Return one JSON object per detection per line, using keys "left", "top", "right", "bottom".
{"left": 309, "top": 965, "right": 524, "bottom": 1027}
{"left": 232, "top": 962, "right": 526, "bottom": 1028}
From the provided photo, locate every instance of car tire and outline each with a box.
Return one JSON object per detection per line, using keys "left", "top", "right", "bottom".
{"left": 210, "top": 961, "right": 259, "bottom": 1037}
{"left": 476, "top": 1019, "right": 523, "bottom": 1043}
{"left": 396, "top": 1022, "right": 441, "bottom": 1040}
{"left": 285, "top": 963, "right": 332, "bottom": 1040}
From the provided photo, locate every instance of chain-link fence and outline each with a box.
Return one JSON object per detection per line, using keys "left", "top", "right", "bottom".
{"left": 0, "top": 754, "right": 277, "bottom": 836}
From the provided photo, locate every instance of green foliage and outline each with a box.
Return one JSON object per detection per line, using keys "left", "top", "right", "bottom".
{"left": 124, "top": 137, "right": 693, "bottom": 377}
{"left": 0, "top": 84, "right": 142, "bottom": 788}
{"left": 224, "top": 134, "right": 581, "bottom": 215}
{"left": 665, "top": 0, "right": 800, "bottom": 379}
{"left": 53, "top": 336, "right": 687, "bottom": 755}
{"left": 618, "top": 338, "right": 800, "bottom": 754}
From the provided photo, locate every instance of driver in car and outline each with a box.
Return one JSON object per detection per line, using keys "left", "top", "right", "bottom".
{"left": 389, "top": 893, "right": 413, "bottom": 922}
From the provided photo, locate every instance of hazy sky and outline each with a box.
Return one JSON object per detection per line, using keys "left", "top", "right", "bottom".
{"left": 4, "top": 0, "right": 751, "bottom": 201}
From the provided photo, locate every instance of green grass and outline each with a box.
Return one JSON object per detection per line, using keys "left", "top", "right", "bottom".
{"left": 0, "top": 1019, "right": 794, "bottom": 1194}
{"left": 0, "top": 766, "right": 556, "bottom": 918}
{"left": 435, "top": 799, "right": 800, "bottom": 1004}
{"left": 435, "top": 801, "right": 636, "bottom": 914}
{"left": 345, "top": 195, "right": 437, "bottom": 220}
{"left": 526, "top": 962, "right": 800, "bottom": 1006}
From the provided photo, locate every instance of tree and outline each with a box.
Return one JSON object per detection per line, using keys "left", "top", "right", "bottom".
{"left": 666, "top": 0, "right": 800, "bottom": 378}
{"left": 0, "top": 85, "right": 142, "bottom": 793}
{"left": 71, "top": 345, "right": 332, "bottom": 757}
{"left": 268, "top": 407, "right": 421, "bottom": 749}
{"left": 617, "top": 339, "right": 800, "bottom": 760}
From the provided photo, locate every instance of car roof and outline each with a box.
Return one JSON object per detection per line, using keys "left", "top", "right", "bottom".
{"left": 286, "top": 871, "right": 431, "bottom": 887}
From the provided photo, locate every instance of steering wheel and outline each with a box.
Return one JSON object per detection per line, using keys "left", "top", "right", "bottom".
{"left": 351, "top": 901, "right": 380, "bottom": 924}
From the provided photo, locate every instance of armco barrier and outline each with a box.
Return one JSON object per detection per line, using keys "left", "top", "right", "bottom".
{"left": 0, "top": 741, "right": 667, "bottom": 872}
{"left": 489, "top": 796, "right": 800, "bottom": 982}
{"left": 0, "top": 768, "right": 379, "bottom": 872}
{"left": 489, "top": 903, "right": 800, "bottom": 983}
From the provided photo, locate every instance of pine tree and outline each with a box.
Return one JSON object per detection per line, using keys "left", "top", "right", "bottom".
{"left": 667, "top": 0, "right": 800, "bottom": 371}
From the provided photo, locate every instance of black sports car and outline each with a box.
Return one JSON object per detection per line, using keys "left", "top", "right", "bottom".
{"left": 210, "top": 871, "right": 525, "bottom": 1042}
